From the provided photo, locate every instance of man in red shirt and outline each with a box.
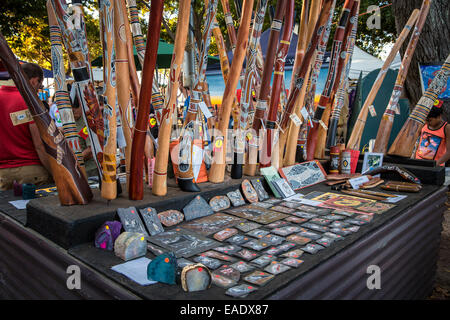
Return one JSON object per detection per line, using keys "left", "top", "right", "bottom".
{"left": 0, "top": 63, "right": 52, "bottom": 190}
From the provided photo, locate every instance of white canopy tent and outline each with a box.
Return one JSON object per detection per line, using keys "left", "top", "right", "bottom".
{"left": 347, "top": 46, "right": 402, "bottom": 79}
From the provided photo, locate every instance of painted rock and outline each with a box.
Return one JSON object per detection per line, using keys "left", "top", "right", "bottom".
{"left": 251, "top": 179, "right": 270, "bottom": 201}
{"left": 183, "top": 195, "right": 214, "bottom": 221}
{"left": 147, "top": 252, "right": 177, "bottom": 284}
{"left": 114, "top": 232, "right": 147, "bottom": 261}
{"left": 225, "top": 283, "right": 257, "bottom": 298}
{"left": 139, "top": 207, "right": 164, "bottom": 236}
{"left": 157, "top": 210, "right": 184, "bottom": 227}
{"left": 181, "top": 263, "right": 212, "bottom": 292}
{"left": 209, "top": 195, "right": 231, "bottom": 212}
{"left": 244, "top": 270, "right": 274, "bottom": 286}
{"left": 213, "top": 228, "right": 238, "bottom": 241}
{"left": 94, "top": 221, "right": 122, "bottom": 251}
{"left": 213, "top": 264, "right": 240, "bottom": 283}
{"left": 117, "top": 207, "right": 148, "bottom": 236}
{"left": 241, "top": 179, "right": 259, "bottom": 203}
{"left": 226, "top": 189, "right": 246, "bottom": 207}
{"left": 264, "top": 261, "right": 291, "bottom": 275}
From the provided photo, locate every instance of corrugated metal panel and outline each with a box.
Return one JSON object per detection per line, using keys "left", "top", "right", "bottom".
{"left": 0, "top": 213, "right": 140, "bottom": 300}
{"left": 268, "top": 186, "right": 446, "bottom": 300}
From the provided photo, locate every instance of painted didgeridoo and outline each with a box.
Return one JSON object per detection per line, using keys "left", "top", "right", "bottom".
{"left": 388, "top": 54, "right": 450, "bottom": 158}
{"left": 373, "top": 0, "right": 431, "bottom": 154}
{"left": 0, "top": 32, "right": 93, "bottom": 205}
{"left": 152, "top": 0, "right": 192, "bottom": 196}
{"left": 346, "top": 9, "right": 420, "bottom": 151}
{"left": 98, "top": 0, "right": 118, "bottom": 200}
{"left": 262, "top": 0, "right": 295, "bottom": 169}
{"left": 177, "top": 0, "right": 218, "bottom": 192}
{"left": 49, "top": 0, "right": 105, "bottom": 177}
{"left": 47, "top": 6, "right": 85, "bottom": 174}
{"left": 129, "top": 0, "right": 164, "bottom": 200}
{"left": 114, "top": 0, "right": 134, "bottom": 191}
{"left": 306, "top": 0, "right": 355, "bottom": 160}
{"left": 244, "top": 0, "right": 288, "bottom": 177}
{"left": 277, "top": 0, "right": 336, "bottom": 165}
{"left": 326, "top": 0, "right": 360, "bottom": 150}
{"left": 231, "top": 0, "right": 269, "bottom": 179}
{"left": 208, "top": 0, "right": 255, "bottom": 183}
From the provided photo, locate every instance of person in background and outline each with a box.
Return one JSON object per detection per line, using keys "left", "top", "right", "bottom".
{"left": 415, "top": 105, "right": 450, "bottom": 166}
{"left": 48, "top": 94, "right": 63, "bottom": 129}
{"left": 0, "top": 63, "right": 53, "bottom": 190}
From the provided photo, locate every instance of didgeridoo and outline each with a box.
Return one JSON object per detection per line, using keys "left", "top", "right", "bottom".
{"left": 129, "top": 0, "right": 163, "bottom": 200}
{"left": 0, "top": 32, "right": 93, "bottom": 205}
{"left": 346, "top": 9, "right": 420, "bottom": 151}
{"left": 152, "top": 0, "right": 192, "bottom": 196}
{"left": 373, "top": 0, "right": 431, "bottom": 154}
{"left": 209, "top": 0, "right": 255, "bottom": 183}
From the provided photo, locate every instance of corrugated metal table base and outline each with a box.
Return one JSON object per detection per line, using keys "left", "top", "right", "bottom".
{"left": 0, "top": 213, "right": 139, "bottom": 300}
{"left": 268, "top": 186, "right": 446, "bottom": 300}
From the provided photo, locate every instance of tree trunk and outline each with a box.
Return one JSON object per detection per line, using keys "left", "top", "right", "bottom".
{"left": 391, "top": 0, "right": 450, "bottom": 117}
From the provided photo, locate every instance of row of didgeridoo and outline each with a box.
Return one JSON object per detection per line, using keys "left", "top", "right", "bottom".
{"left": 2, "top": 0, "right": 448, "bottom": 206}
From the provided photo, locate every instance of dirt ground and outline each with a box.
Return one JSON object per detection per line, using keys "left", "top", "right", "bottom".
{"left": 428, "top": 193, "right": 450, "bottom": 300}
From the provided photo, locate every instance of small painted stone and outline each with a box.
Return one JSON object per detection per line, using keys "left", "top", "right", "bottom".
{"left": 227, "top": 189, "right": 246, "bottom": 207}
{"left": 280, "top": 258, "right": 304, "bottom": 268}
{"left": 193, "top": 256, "right": 222, "bottom": 270}
{"left": 114, "top": 232, "right": 147, "bottom": 261}
{"left": 241, "top": 179, "right": 259, "bottom": 203}
{"left": 213, "top": 228, "right": 238, "bottom": 241}
{"left": 201, "top": 250, "right": 236, "bottom": 262}
{"left": 235, "top": 221, "right": 261, "bottom": 232}
{"left": 139, "top": 207, "right": 164, "bottom": 236}
{"left": 117, "top": 207, "right": 148, "bottom": 236}
{"left": 209, "top": 195, "right": 231, "bottom": 212}
{"left": 244, "top": 270, "right": 274, "bottom": 286}
{"left": 281, "top": 249, "right": 304, "bottom": 259}
{"left": 225, "top": 283, "right": 257, "bottom": 298}
{"left": 94, "top": 221, "right": 122, "bottom": 251}
{"left": 213, "top": 264, "right": 240, "bottom": 283}
{"left": 285, "top": 216, "right": 308, "bottom": 224}
{"left": 264, "top": 261, "right": 291, "bottom": 275}
{"left": 251, "top": 179, "right": 270, "bottom": 201}
{"left": 183, "top": 195, "right": 214, "bottom": 221}
{"left": 230, "top": 260, "right": 255, "bottom": 273}
{"left": 213, "top": 244, "right": 242, "bottom": 255}
{"left": 147, "top": 252, "right": 177, "bottom": 284}
{"left": 212, "top": 273, "right": 238, "bottom": 289}
{"left": 250, "top": 254, "right": 277, "bottom": 268}
{"left": 157, "top": 210, "right": 184, "bottom": 227}
{"left": 181, "top": 263, "right": 212, "bottom": 292}
{"left": 286, "top": 235, "right": 311, "bottom": 245}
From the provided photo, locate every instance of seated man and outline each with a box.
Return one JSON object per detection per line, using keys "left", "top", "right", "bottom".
{"left": 0, "top": 63, "right": 53, "bottom": 190}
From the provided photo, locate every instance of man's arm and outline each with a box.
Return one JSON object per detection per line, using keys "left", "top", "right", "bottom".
{"left": 29, "top": 123, "right": 52, "bottom": 173}
{"left": 436, "top": 124, "right": 450, "bottom": 166}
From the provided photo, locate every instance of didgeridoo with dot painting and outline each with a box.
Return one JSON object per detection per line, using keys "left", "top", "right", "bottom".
{"left": 244, "top": 0, "right": 288, "bottom": 177}
{"left": 152, "top": 0, "right": 191, "bottom": 197}
{"left": 208, "top": 0, "right": 255, "bottom": 183}
{"left": 388, "top": 54, "right": 450, "bottom": 158}
{"left": 261, "top": 0, "right": 295, "bottom": 169}
{"left": 99, "top": 0, "right": 118, "bottom": 200}
{"left": 305, "top": 0, "right": 355, "bottom": 161}
{"left": 129, "top": 0, "right": 163, "bottom": 200}
{"left": 325, "top": 0, "right": 360, "bottom": 151}
{"left": 47, "top": 6, "right": 86, "bottom": 175}
{"left": 373, "top": 0, "right": 431, "bottom": 154}
{"left": 0, "top": 32, "right": 93, "bottom": 205}
{"left": 346, "top": 9, "right": 420, "bottom": 152}
{"left": 49, "top": 0, "right": 105, "bottom": 180}
{"left": 177, "top": 0, "right": 218, "bottom": 192}
{"left": 277, "top": 0, "right": 336, "bottom": 164}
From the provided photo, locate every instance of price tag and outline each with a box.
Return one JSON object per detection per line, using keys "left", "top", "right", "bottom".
{"left": 198, "top": 101, "right": 213, "bottom": 119}
{"left": 319, "top": 120, "right": 328, "bottom": 130}
{"left": 369, "top": 105, "right": 377, "bottom": 117}
{"left": 300, "top": 107, "right": 309, "bottom": 121}
{"left": 349, "top": 175, "right": 370, "bottom": 190}
{"left": 290, "top": 113, "right": 302, "bottom": 127}
{"left": 394, "top": 104, "right": 400, "bottom": 115}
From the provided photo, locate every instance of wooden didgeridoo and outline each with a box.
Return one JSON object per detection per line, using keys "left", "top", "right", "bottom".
{"left": 346, "top": 9, "right": 420, "bottom": 151}
{"left": 129, "top": 0, "right": 163, "bottom": 200}
{"left": 388, "top": 54, "right": 450, "bottom": 157}
{"left": 177, "top": 0, "right": 218, "bottom": 192}
{"left": 47, "top": 6, "right": 86, "bottom": 175}
{"left": 262, "top": 0, "right": 295, "bottom": 170}
{"left": 277, "top": 0, "right": 336, "bottom": 165}
{"left": 373, "top": 0, "right": 431, "bottom": 154}
{"left": 98, "top": 0, "right": 118, "bottom": 200}
{"left": 326, "top": 0, "right": 360, "bottom": 150}
{"left": 152, "top": 0, "right": 191, "bottom": 196}
{"left": 306, "top": 0, "right": 355, "bottom": 160}
{"left": 114, "top": 0, "right": 134, "bottom": 192}
{"left": 0, "top": 32, "right": 93, "bottom": 205}
{"left": 49, "top": 0, "right": 105, "bottom": 177}
{"left": 208, "top": 0, "right": 255, "bottom": 183}
{"left": 244, "top": 0, "right": 288, "bottom": 177}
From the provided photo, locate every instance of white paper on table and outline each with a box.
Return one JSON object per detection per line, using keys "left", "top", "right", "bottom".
{"left": 192, "top": 144, "right": 204, "bottom": 180}
{"left": 283, "top": 193, "right": 305, "bottom": 202}
{"left": 8, "top": 200, "right": 30, "bottom": 210}
{"left": 349, "top": 176, "right": 370, "bottom": 190}
{"left": 383, "top": 194, "right": 407, "bottom": 203}
{"left": 297, "top": 198, "right": 323, "bottom": 206}
{"left": 111, "top": 257, "right": 157, "bottom": 286}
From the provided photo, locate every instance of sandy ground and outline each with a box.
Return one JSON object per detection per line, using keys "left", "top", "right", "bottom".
{"left": 428, "top": 193, "right": 450, "bottom": 300}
